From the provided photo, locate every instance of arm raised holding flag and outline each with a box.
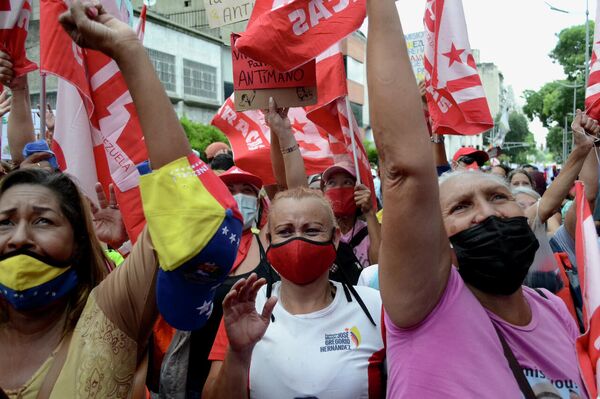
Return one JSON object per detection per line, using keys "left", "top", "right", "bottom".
{"left": 0, "top": 3, "right": 242, "bottom": 397}
{"left": 370, "top": 1, "right": 588, "bottom": 397}
{"left": 59, "top": 0, "right": 190, "bottom": 168}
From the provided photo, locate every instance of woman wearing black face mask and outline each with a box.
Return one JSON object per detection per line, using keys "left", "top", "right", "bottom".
{"left": 202, "top": 187, "right": 386, "bottom": 399}
{"left": 368, "top": 1, "right": 592, "bottom": 398}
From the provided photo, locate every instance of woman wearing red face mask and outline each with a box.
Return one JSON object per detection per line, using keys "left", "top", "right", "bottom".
{"left": 202, "top": 187, "right": 386, "bottom": 399}
{"left": 321, "top": 163, "right": 381, "bottom": 280}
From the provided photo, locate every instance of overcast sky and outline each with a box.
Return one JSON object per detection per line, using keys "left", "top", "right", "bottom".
{"left": 362, "top": 0, "right": 597, "bottom": 146}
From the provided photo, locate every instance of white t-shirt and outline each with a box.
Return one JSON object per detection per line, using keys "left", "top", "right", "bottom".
{"left": 249, "top": 281, "right": 385, "bottom": 399}
{"left": 357, "top": 264, "right": 379, "bottom": 290}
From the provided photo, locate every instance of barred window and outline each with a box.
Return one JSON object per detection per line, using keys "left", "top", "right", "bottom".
{"left": 183, "top": 59, "right": 217, "bottom": 100}
{"left": 147, "top": 48, "right": 176, "bottom": 92}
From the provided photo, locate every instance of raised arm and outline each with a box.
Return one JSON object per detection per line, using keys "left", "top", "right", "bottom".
{"left": 5, "top": 71, "right": 33, "bottom": 164}
{"left": 529, "top": 111, "right": 597, "bottom": 224}
{"left": 367, "top": 0, "right": 451, "bottom": 328}
{"left": 59, "top": 1, "right": 190, "bottom": 168}
{"left": 266, "top": 98, "right": 308, "bottom": 191}
{"left": 564, "top": 136, "right": 600, "bottom": 238}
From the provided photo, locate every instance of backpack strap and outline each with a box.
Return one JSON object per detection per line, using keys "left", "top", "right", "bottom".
{"left": 341, "top": 282, "right": 376, "bottom": 327}
{"left": 533, "top": 288, "right": 548, "bottom": 299}
{"left": 493, "top": 325, "right": 536, "bottom": 399}
{"left": 349, "top": 225, "right": 370, "bottom": 248}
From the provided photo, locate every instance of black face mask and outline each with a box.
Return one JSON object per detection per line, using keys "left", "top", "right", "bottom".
{"left": 449, "top": 216, "right": 539, "bottom": 296}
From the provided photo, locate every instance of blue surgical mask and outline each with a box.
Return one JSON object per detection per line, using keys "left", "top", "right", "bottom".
{"left": 233, "top": 193, "right": 259, "bottom": 231}
{"left": 0, "top": 251, "right": 78, "bottom": 310}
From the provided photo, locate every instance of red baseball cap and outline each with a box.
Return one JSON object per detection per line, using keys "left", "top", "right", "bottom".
{"left": 219, "top": 167, "right": 263, "bottom": 192}
{"left": 452, "top": 147, "right": 489, "bottom": 169}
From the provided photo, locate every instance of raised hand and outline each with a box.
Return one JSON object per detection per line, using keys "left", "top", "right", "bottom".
{"left": 264, "top": 97, "right": 292, "bottom": 139}
{"left": 0, "top": 51, "right": 13, "bottom": 87}
{"left": 571, "top": 109, "right": 600, "bottom": 151}
{"left": 222, "top": 273, "right": 278, "bottom": 358}
{"left": 19, "top": 152, "right": 53, "bottom": 171}
{"left": 37, "top": 103, "right": 55, "bottom": 133}
{"left": 0, "top": 90, "right": 10, "bottom": 117}
{"left": 59, "top": 0, "right": 139, "bottom": 59}
{"left": 91, "top": 182, "right": 128, "bottom": 248}
{"left": 354, "top": 184, "right": 373, "bottom": 214}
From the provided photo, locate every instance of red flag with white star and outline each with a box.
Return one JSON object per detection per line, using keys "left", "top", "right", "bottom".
{"left": 211, "top": 95, "right": 334, "bottom": 185}
{"left": 586, "top": 3, "right": 600, "bottom": 120}
{"left": 423, "top": 0, "right": 493, "bottom": 135}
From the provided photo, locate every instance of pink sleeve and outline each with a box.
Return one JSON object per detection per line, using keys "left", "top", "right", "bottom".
{"left": 385, "top": 267, "right": 461, "bottom": 333}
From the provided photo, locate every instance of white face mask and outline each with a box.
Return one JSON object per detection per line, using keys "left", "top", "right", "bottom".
{"left": 233, "top": 193, "right": 259, "bottom": 231}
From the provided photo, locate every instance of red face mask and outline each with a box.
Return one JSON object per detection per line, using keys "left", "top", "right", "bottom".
{"left": 267, "top": 237, "right": 337, "bottom": 285}
{"left": 324, "top": 187, "right": 357, "bottom": 217}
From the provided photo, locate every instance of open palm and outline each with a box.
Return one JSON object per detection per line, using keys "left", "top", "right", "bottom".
{"left": 91, "top": 183, "right": 128, "bottom": 248}
{"left": 223, "top": 274, "right": 278, "bottom": 356}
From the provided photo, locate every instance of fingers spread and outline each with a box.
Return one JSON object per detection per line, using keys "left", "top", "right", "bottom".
{"left": 95, "top": 182, "right": 109, "bottom": 208}
{"left": 261, "top": 296, "right": 278, "bottom": 320}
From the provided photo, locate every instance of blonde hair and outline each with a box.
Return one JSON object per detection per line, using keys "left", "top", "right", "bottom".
{"left": 268, "top": 187, "right": 338, "bottom": 231}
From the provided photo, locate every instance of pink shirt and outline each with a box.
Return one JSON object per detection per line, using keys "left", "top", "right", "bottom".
{"left": 385, "top": 268, "right": 586, "bottom": 398}
{"left": 340, "top": 219, "right": 371, "bottom": 268}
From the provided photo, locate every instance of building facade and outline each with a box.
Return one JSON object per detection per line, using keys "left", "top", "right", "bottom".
{"left": 26, "top": 0, "right": 229, "bottom": 124}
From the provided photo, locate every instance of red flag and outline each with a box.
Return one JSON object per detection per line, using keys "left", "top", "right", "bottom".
{"left": 0, "top": 0, "right": 37, "bottom": 80}
{"left": 40, "top": 0, "right": 148, "bottom": 242}
{"left": 85, "top": 50, "right": 148, "bottom": 241}
{"left": 586, "top": 4, "right": 600, "bottom": 119}
{"left": 211, "top": 95, "right": 333, "bottom": 185}
{"left": 303, "top": 44, "right": 376, "bottom": 208}
{"left": 423, "top": 0, "right": 493, "bottom": 135}
{"left": 136, "top": 4, "right": 147, "bottom": 42}
{"left": 40, "top": 0, "right": 92, "bottom": 111}
{"left": 575, "top": 181, "right": 600, "bottom": 397}
{"left": 236, "top": 0, "right": 365, "bottom": 71}
{"left": 311, "top": 96, "right": 376, "bottom": 209}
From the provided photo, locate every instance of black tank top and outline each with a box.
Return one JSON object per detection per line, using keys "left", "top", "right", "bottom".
{"left": 185, "top": 234, "right": 278, "bottom": 398}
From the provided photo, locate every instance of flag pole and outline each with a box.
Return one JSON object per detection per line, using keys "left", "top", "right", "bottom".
{"left": 40, "top": 73, "right": 47, "bottom": 140}
{"left": 345, "top": 96, "right": 361, "bottom": 185}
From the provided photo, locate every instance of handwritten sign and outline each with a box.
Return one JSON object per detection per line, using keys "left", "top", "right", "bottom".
{"left": 231, "top": 33, "right": 317, "bottom": 111}
{"left": 405, "top": 31, "right": 426, "bottom": 82}
{"left": 204, "top": 0, "right": 255, "bottom": 28}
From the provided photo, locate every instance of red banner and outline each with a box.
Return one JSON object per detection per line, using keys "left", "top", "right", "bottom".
{"left": 575, "top": 181, "right": 600, "bottom": 397}
{"left": 236, "top": 0, "right": 365, "bottom": 72}
{"left": 40, "top": 0, "right": 148, "bottom": 242}
{"left": 586, "top": 3, "right": 600, "bottom": 119}
{"left": 212, "top": 95, "right": 333, "bottom": 185}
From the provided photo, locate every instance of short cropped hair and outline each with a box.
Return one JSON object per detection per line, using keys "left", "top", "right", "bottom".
{"left": 268, "top": 186, "right": 337, "bottom": 231}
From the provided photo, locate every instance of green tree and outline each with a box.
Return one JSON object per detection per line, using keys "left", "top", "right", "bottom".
{"left": 180, "top": 116, "right": 229, "bottom": 160}
{"left": 522, "top": 22, "right": 592, "bottom": 161}
{"left": 550, "top": 21, "right": 594, "bottom": 80}
{"left": 502, "top": 112, "right": 536, "bottom": 165}
{"left": 363, "top": 140, "right": 378, "bottom": 165}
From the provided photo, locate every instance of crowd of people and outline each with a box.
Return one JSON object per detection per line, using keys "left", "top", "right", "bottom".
{"left": 0, "top": 0, "right": 599, "bottom": 398}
